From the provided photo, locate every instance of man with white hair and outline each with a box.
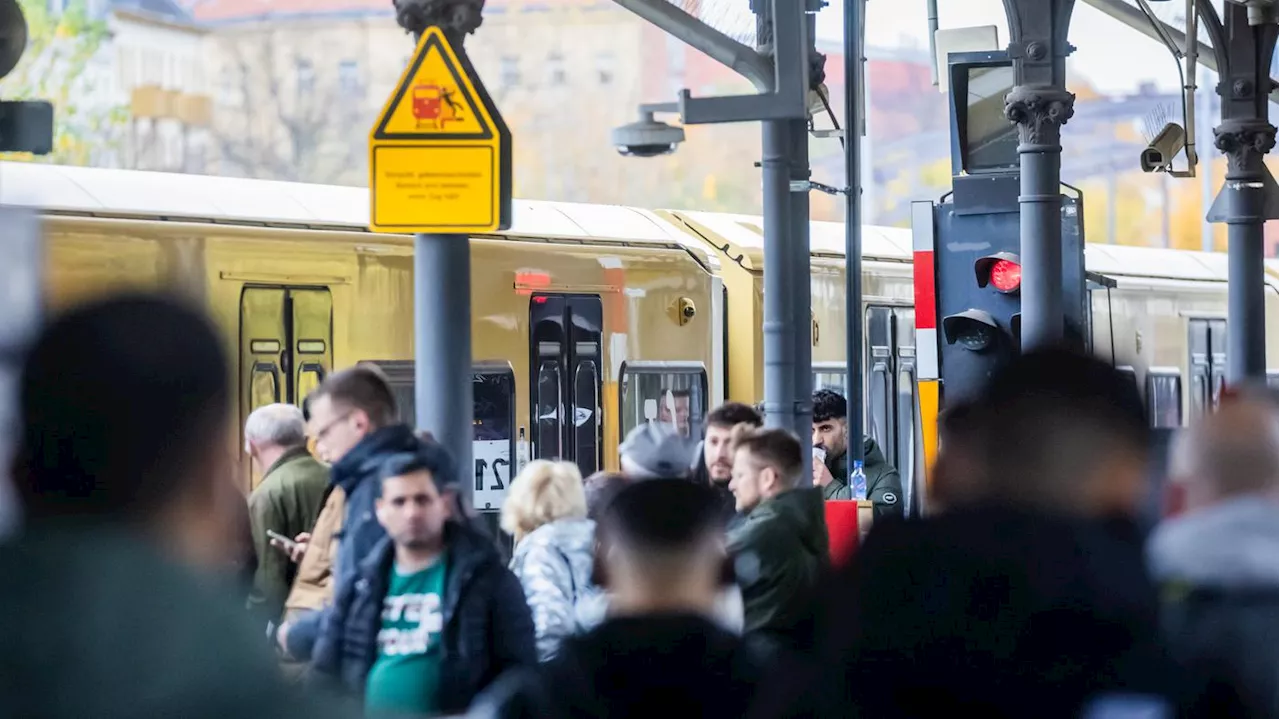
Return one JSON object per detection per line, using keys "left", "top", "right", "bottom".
{"left": 1147, "top": 385, "right": 1279, "bottom": 717}
{"left": 245, "top": 402, "right": 330, "bottom": 625}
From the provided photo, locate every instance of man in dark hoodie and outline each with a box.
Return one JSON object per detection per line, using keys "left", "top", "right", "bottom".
{"left": 727, "top": 426, "right": 829, "bottom": 653}
{"left": 469, "top": 479, "right": 766, "bottom": 719}
{"left": 810, "top": 388, "right": 902, "bottom": 519}
{"left": 276, "top": 365, "right": 422, "bottom": 661}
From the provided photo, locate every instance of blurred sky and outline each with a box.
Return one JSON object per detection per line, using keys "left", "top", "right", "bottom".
{"left": 814, "top": 0, "right": 1217, "bottom": 95}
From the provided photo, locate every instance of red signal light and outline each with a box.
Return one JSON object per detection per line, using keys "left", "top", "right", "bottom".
{"left": 989, "top": 259, "right": 1021, "bottom": 293}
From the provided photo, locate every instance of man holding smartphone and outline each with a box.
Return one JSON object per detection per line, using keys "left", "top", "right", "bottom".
{"left": 245, "top": 403, "right": 329, "bottom": 627}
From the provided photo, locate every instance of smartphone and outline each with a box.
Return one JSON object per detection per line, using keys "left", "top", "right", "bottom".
{"left": 266, "top": 529, "right": 297, "bottom": 551}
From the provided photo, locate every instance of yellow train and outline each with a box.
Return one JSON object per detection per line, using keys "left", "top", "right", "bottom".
{"left": 5, "top": 161, "right": 1277, "bottom": 515}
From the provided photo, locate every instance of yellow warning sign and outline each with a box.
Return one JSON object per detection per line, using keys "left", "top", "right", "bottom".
{"left": 369, "top": 26, "right": 511, "bottom": 233}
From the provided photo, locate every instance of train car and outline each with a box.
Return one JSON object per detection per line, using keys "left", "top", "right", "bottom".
{"left": 0, "top": 162, "right": 724, "bottom": 503}
{"left": 664, "top": 208, "right": 1280, "bottom": 514}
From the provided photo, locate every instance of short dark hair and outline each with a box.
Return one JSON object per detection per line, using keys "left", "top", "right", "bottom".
{"left": 378, "top": 442, "right": 459, "bottom": 494}
{"left": 732, "top": 427, "right": 804, "bottom": 486}
{"left": 584, "top": 471, "right": 630, "bottom": 521}
{"left": 707, "top": 402, "right": 762, "bottom": 431}
{"left": 310, "top": 366, "right": 397, "bottom": 427}
{"left": 598, "top": 479, "right": 726, "bottom": 555}
{"left": 974, "top": 347, "right": 1151, "bottom": 503}
{"left": 812, "top": 388, "right": 847, "bottom": 423}
{"left": 15, "top": 293, "right": 230, "bottom": 522}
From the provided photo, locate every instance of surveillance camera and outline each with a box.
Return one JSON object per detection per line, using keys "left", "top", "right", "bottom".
{"left": 611, "top": 114, "right": 685, "bottom": 158}
{"left": 1140, "top": 122, "right": 1186, "bottom": 173}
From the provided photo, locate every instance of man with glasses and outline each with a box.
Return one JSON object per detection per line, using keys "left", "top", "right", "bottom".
{"left": 274, "top": 365, "right": 423, "bottom": 665}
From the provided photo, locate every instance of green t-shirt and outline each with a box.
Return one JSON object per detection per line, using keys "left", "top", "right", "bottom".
{"left": 365, "top": 557, "right": 448, "bottom": 717}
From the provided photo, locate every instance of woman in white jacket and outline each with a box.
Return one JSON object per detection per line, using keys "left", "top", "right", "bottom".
{"left": 501, "top": 460, "right": 600, "bottom": 661}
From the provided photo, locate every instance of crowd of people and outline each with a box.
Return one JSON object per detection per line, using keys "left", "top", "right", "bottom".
{"left": 0, "top": 290, "right": 1275, "bottom": 719}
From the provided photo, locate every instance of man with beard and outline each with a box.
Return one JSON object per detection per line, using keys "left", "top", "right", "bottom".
{"left": 691, "top": 403, "right": 762, "bottom": 521}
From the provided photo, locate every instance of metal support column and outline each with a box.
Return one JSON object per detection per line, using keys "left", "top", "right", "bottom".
{"left": 1202, "top": 2, "right": 1278, "bottom": 384}
{"left": 414, "top": 233, "right": 474, "bottom": 501}
{"left": 1227, "top": 223, "right": 1266, "bottom": 380}
{"left": 1002, "top": 0, "right": 1076, "bottom": 350}
{"left": 844, "top": 0, "right": 865, "bottom": 470}
{"left": 788, "top": 117, "right": 813, "bottom": 475}
{"left": 761, "top": 118, "right": 796, "bottom": 433}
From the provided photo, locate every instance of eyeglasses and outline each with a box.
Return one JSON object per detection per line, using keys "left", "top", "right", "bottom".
{"left": 312, "top": 410, "right": 353, "bottom": 443}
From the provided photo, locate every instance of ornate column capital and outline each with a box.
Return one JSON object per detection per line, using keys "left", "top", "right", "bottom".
{"left": 393, "top": 0, "right": 484, "bottom": 43}
{"left": 1214, "top": 117, "right": 1278, "bottom": 176}
{"left": 1004, "top": 85, "right": 1076, "bottom": 148}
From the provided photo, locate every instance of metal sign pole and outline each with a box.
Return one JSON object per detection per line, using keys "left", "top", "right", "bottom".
{"left": 843, "top": 0, "right": 865, "bottom": 472}
{"left": 374, "top": 4, "right": 513, "bottom": 505}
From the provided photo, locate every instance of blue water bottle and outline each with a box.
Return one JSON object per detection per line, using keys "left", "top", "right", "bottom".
{"left": 850, "top": 460, "right": 867, "bottom": 500}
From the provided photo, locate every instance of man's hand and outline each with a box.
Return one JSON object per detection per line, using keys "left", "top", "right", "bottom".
{"left": 813, "top": 460, "right": 834, "bottom": 488}
{"left": 271, "top": 531, "right": 309, "bottom": 563}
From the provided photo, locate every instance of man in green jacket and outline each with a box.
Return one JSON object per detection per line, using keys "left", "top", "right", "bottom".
{"left": 811, "top": 388, "right": 903, "bottom": 520}
{"left": 245, "top": 403, "right": 330, "bottom": 625}
{"left": 726, "top": 426, "right": 829, "bottom": 653}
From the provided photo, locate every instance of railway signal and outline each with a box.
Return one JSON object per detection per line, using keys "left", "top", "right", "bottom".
{"left": 914, "top": 49, "right": 1089, "bottom": 408}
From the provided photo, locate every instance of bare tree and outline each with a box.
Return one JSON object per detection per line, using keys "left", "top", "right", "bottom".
{"left": 212, "top": 30, "right": 366, "bottom": 185}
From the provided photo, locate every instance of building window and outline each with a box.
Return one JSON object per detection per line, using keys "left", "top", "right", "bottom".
{"left": 338, "top": 60, "right": 361, "bottom": 97}
{"left": 547, "top": 52, "right": 565, "bottom": 86}
{"left": 596, "top": 51, "right": 615, "bottom": 85}
{"left": 500, "top": 56, "right": 520, "bottom": 88}
{"left": 296, "top": 59, "right": 315, "bottom": 96}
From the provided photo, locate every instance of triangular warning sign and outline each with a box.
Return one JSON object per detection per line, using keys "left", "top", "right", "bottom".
{"left": 372, "top": 27, "right": 494, "bottom": 141}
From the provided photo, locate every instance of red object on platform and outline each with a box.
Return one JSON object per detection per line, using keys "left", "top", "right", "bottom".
{"left": 824, "top": 500, "right": 861, "bottom": 567}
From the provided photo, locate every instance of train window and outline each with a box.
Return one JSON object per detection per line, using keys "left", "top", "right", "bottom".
{"left": 534, "top": 352, "right": 563, "bottom": 460}
{"left": 250, "top": 362, "right": 281, "bottom": 410}
{"left": 573, "top": 347, "right": 601, "bottom": 476}
{"left": 1188, "top": 318, "right": 1228, "bottom": 420}
{"left": 618, "top": 362, "right": 708, "bottom": 444}
{"left": 297, "top": 340, "right": 326, "bottom": 354}
{"left": 812, "top": 362, "right": 848, "bottom": 394}
{"left": 355, "top": 359, "right": 517, "bottom": 494}
{"left": 297, "top": 362, "right": 325, "bottom": 402}
{"left": 1146, "top": 369, "right": 1182, "bottom": 429}
{"left": 473, "top": 367, "right": 516, "bottom": 512}
{"left": 250, "top": 340, "right": 281, "bottom": 354}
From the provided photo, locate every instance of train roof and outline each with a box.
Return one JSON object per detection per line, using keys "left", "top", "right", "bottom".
{"left": 662, "top": 210, "right": 913, "bottom": 269}
{"left": 1, "top": 162, "right": 1258, "bottom": 286}
{"left": 663, "top": 208, "right": 1237, "bottom": 284}
{"left": 0, "top": 162, "right": 718, "bottom": 265}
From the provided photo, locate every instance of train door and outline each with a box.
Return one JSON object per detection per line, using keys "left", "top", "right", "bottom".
{"left": 865, "top": 305, "right": 917, "bottom": 515}
{"left": 529, "top": 294, "right": 604, "bottom": 479}
{"left": 239, "top": 286, "right": 334, "bottom": 487}
{"left": 1188, "top": 317, "right": 1227, "bottom": 420}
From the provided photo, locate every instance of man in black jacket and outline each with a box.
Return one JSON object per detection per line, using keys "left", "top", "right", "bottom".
{"left": 311, "top": 447, "right": 535, "bottom": 716}
{"left": 470, "top": 480, "right": 766, "bottom": 719}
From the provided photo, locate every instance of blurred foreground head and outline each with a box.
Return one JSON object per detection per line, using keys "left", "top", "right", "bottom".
{"left": 595, "top": 479, "right": 729, "bottom": 615}
{"left": 12, "top": 293, "right": 236, "bottom": 565}
{"left": 1167, "top": 382, "right": 1278, "bottom": 514}
{"left": 965, "top": 347, "right": 1152, "bottom": 519}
